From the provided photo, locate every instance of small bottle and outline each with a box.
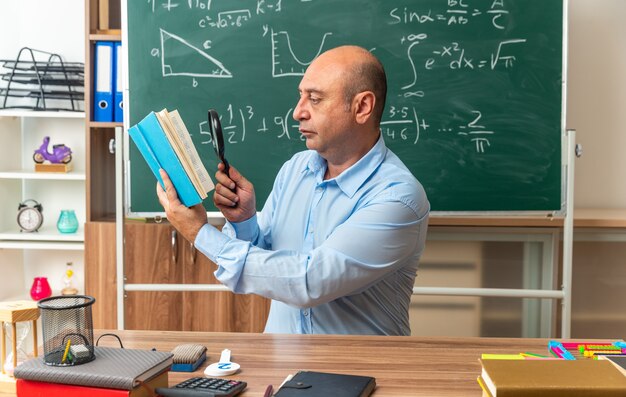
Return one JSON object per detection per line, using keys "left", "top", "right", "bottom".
{"left": 61, "top": 262, "right": 78, "bottom": 295}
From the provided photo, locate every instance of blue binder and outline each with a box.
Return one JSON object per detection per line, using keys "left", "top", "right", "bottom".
{"left": 113, "top": 42, "right": 123, "bottom": 123}
{"left": 93, "top": 41, "right": 114, "bottom": 122}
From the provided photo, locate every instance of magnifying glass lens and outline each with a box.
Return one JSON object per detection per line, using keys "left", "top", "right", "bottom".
{"left": 207, "top": 109, "right": 230, "bottom": 175}
{"left": 208, "top": 110, "right": 220, "bottom": 155}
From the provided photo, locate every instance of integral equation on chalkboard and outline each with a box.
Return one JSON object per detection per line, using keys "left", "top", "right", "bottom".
{"left": 144, "top": 0, "right": 535, "bottom": 155}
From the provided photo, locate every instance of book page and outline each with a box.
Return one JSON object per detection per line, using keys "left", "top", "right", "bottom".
{"left": 169, "top": 110, "right": 215, "bottom": 194}
{"left": 155, "top": 109, "right": 209, "bottom": 199}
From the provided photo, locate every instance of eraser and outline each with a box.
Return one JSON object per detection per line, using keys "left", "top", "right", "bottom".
{"left": 170, "top": 344, "right": 207, "bottom": 372}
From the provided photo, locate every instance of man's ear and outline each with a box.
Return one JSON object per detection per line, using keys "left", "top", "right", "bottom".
{"left": 353, "top": 91, "right": 375, "bottom": 125}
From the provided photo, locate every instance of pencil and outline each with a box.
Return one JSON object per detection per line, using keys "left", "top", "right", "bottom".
{"left": 61, "top": 339, "right": 71, "bottom": 364}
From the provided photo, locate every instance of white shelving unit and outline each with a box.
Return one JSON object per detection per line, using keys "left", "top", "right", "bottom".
{"left": 0, "top": 1, "right": 86, "bottom": 301}
{"left": 0, "top": 111, "right": 86, "bottom": 299}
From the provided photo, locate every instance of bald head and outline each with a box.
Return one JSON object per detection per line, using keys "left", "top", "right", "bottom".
{"left": 314, "top": 46, "right": 387, "bottom": 127}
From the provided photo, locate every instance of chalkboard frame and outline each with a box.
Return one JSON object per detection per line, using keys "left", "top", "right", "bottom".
{"left": 121, "top": 0, "right": 569, "bottom": 218}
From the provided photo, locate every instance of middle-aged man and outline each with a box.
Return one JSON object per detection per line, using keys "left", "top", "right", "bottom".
{"left": 157, "top": 45, "right": 430, "bottom": 335}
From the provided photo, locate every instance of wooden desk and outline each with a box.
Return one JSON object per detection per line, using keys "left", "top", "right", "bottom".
{"left": 0, "top": 331, "right": 613, "bottom": 396}
{"left": 93, "top": 330, "right": 551, "bottom": 397}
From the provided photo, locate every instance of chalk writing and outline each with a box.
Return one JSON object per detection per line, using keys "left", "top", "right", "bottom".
{"left": 133, "top": 0, "right": 560, "bottom": 159}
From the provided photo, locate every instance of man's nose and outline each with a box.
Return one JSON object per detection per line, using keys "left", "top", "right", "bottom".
{"left": 293, "top": 97, "right": 309, "bottom": 121}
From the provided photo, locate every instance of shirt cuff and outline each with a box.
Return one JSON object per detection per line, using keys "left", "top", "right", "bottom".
{"left": 229, "top": 214, "right": 259, "bottom": 242}
{"left": 194, "top": 223, "right": 230, "bottom": 263}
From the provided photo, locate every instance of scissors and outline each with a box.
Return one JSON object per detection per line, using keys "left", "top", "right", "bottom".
{"left": 208, "top": 109, "right": 230, "bottom": 176}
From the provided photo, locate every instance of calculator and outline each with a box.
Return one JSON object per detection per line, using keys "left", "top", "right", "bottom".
{"left": 155, "top": 377, "right": 247, "bottom": 397}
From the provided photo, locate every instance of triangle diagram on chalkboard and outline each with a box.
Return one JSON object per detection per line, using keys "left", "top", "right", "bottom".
{"left": 160, "top": 28, "right": 232, "bottom": 78}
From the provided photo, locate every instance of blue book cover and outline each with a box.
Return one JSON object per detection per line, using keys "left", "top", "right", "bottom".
{"left": 128, "top": 112, "right": 202, "bottom": 207}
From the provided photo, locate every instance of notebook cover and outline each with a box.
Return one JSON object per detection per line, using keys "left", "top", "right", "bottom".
{"left": 14, "top": 347, "right": 172, "bottom": 390}
{"left": 16, "top": 371, "right": 168, "bottom": 397}
{"left": 479, "top": 358, "right": 626, "bottom": 396}
{"left": 274, "top": 371, "right": 375, "bottom": 397}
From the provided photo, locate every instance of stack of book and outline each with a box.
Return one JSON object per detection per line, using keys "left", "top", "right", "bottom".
{"left": 477, "top": 358, "right": 626, "bottom": 396}
{"left": 128, "top": 109, "right": 214, "bottom": 208}
{"left": 13, "top": 346, "right": 173, "bottom": 397}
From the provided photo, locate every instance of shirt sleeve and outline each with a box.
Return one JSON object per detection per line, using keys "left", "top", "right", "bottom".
{"left": 195, "top": 198, "right": 429, "bottom": 309}
{"left": 223, "top": 215, "right": 259, "bottom": 243}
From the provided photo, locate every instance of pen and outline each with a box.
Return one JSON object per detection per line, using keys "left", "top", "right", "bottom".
{"left": 264, "top": 384, "right": 273, "bottom": 397}
{"left": 562, "top": 342, "right": 617, "bottom": 350}
{"left": 520, "top": 352, "right": 549, "bottom": 358}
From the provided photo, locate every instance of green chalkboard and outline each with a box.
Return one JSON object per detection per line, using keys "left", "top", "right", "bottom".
{"left": 126, "top": 0, "right": 564, "bottom": 214}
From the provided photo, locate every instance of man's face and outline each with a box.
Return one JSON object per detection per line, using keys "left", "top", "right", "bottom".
{"left": 292, "top": 55, "right": 355, "bottom": 160}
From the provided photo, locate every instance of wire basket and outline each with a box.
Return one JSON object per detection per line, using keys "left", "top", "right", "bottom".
{"left": 37, "top": 295, "right": 96, "bottom": 366}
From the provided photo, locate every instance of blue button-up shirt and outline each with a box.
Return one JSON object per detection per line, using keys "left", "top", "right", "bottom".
{"left": 195, "top": 136, "right": 429, "bottom": 335}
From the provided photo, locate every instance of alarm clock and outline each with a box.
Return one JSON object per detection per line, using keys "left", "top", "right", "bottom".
{"left": 17, "top": 199, "right": 44, "bottom": 232}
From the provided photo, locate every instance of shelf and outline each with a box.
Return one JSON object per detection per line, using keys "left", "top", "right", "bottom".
{"left": 430, "top": 215, "right": 565, "bottom": 228}
{"left": 0, "top": 170, "right": 86, "bottom": 180}
{"left": 0, "top": 225, "right": 84, "bottom": 250}
{"left": 0, "top": 241, "right": 84, "bottom": 250}
{"left": 0, "top": 225, "right": 84, "bottom": 242}
{"left": 89, "top": 121, "right": 123, "bottom": 128}
{"left": 573, "top": 208, "right": 626, "bottom": 228}
{"left": 0, "top": 109, "right": 85, "bottom": 118}
{"left": 90, "top": 32, "right": 122, "bottom": 41}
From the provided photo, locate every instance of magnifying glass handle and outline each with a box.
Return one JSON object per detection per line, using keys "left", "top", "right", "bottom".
{"left": 222, "top": 158, "right": 230, "bottom": 178}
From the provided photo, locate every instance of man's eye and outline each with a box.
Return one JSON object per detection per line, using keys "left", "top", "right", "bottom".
{"left": 310, "top": 97, "right": 320, "bottom": 104}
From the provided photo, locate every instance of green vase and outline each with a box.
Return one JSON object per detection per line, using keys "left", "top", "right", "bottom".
{"left": 57, "top": 210, "right": 79, "bottom": 233}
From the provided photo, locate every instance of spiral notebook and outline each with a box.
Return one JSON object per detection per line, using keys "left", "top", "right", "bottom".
{"left": 14, "top": 347, "right": 173, "bottom": 390}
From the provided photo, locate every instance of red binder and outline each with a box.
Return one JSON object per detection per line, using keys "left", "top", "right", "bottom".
{"left": 16, "top": 370, "right": 168, "bottom": 397}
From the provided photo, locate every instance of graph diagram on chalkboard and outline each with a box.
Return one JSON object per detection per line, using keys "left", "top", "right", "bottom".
{"left": 125, "top": 0, "right": 565, "bottom": 214}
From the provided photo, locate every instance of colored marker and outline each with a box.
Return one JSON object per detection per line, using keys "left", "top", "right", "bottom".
{"left": 520, "top": 352, "right": 549, "bottom": 358}
{"left": 548, "top": 341, "right": 575, "bottom": 360}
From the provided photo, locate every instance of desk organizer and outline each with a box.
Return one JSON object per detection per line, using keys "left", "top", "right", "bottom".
{"left": 37, "top": 295, "right": 95, "bottom": 366}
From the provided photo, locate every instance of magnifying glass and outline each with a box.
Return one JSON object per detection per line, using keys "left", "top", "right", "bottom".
{"left": 208, "top": 109, "right": 230, "bottom": 176}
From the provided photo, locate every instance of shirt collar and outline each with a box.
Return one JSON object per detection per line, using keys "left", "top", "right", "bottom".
{"left": 306, "top": 134, "right": 387, "bottom": 198}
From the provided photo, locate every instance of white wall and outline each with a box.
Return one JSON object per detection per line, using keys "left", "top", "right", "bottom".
{"left": 0, "top": 0, "right": 84, "bottom": 62}
{"left": 0, "top": 0, "right": 85, "bottom": 301}
{"left": 568, "top": 0, "right": 626, "bottom": 208}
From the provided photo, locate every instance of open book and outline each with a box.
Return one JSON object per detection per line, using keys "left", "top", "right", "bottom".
{"left": 128, "top": 109, "right": 214, "bottom": 207}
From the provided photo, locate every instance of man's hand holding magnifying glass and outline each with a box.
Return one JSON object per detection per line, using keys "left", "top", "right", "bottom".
{"left": 208, "top": 109, "right": 257, "bottom": 223}
{"left": 213, "top": 163, "right": 256, "bottom": 223}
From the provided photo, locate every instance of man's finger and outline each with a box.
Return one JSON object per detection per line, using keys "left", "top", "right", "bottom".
{"left": 227, "top": 165, "right": 253, "bottom": 191}
{"left": 214, "top": 189, "right": 237, "bottom": 207}
{"left": 159, "top": 169, "right": 181, "bottom": 204}
{"left": 156, "top": 181, "right": 169, "bottom": 212}
{"left": 216, "top": 163, "right": 236, "bottom": 190}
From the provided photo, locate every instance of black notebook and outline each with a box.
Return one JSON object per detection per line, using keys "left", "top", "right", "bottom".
{"left": 274, "top": 371, "right": 376, "bottom": 397}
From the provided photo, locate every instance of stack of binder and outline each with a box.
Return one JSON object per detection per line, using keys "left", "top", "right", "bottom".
{"left": 13, "top": 346, "right": 173, "bottom": 396}
{"left": 93, "top": 41, "right": 123, "bottom": 122}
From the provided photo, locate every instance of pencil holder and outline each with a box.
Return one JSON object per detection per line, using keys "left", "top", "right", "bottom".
{"left": 37, "top": 295, "right": 96, "bottom": 366}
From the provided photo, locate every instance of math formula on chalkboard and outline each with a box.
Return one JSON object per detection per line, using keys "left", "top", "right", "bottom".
{"left": 127, "top": 0, "right": 565, "bottom": 212}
